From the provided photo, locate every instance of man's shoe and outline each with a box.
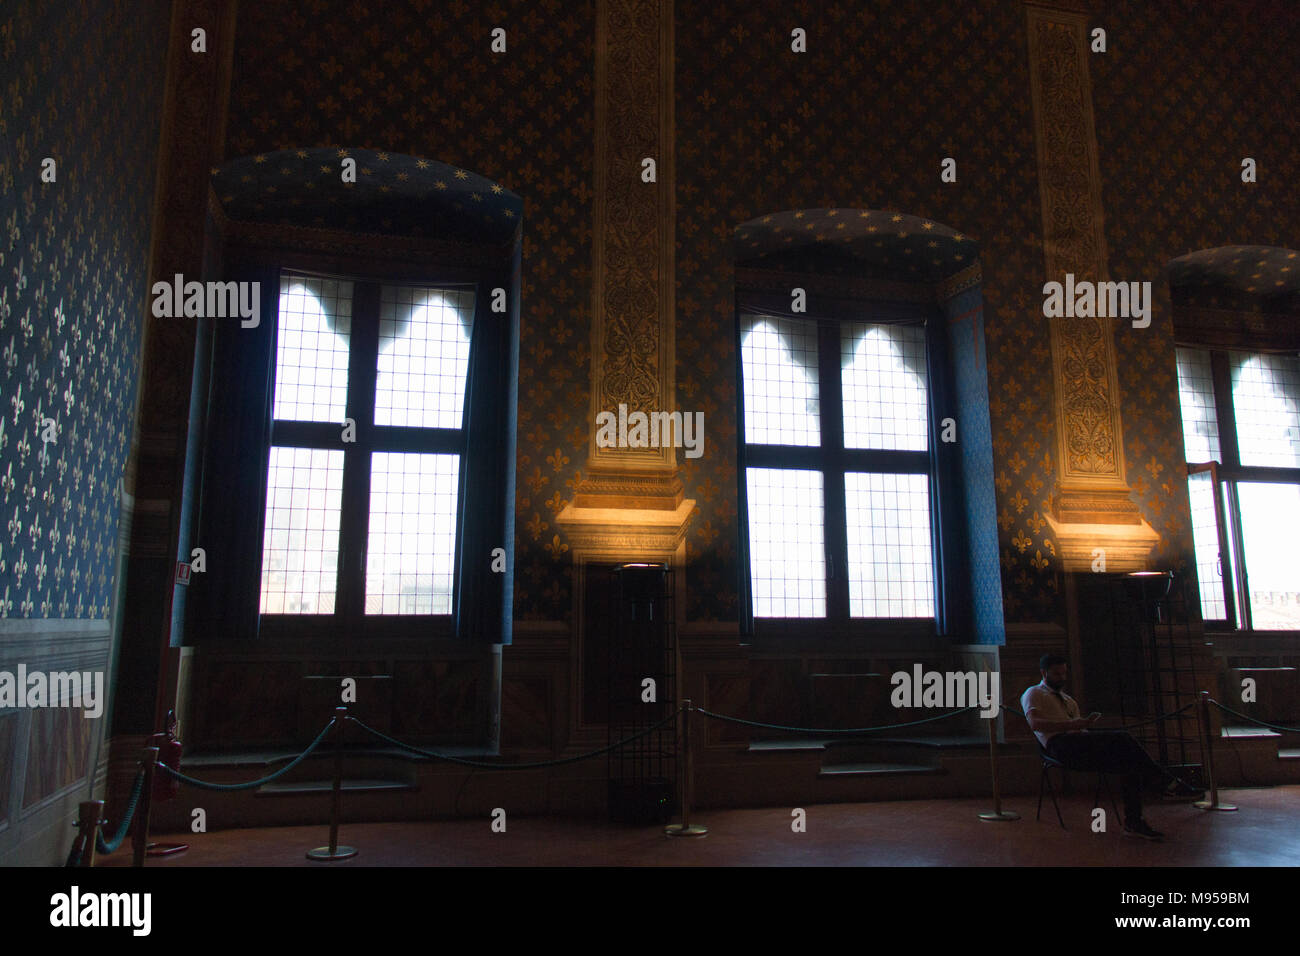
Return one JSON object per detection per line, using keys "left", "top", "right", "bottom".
{"left": 1123, "top": 819, "right": 1164, "bottom": 841}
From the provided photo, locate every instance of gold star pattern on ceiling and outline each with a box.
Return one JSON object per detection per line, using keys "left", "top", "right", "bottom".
{"left": 210, "top": 148, "right": 523, "bottom": 244}
{"left": 732, "top": 209, "right": 978, "bottom": 282}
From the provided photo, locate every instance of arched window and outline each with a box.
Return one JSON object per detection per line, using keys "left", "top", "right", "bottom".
{"left": 1177, "top": 346, "right": 1300, "bottom": 630}
{"left": 738, "top": 310, "right": 937, "bottom": 629}
{"left": 258, "top": 277, "right": 477, "bottom": 620}
{"left": 196, "top": 149, "right": 520, "bottom": 645}
{"left": 1170, "top": 245, "right": 1300, "bottom": 632}
{"left": 731, "top": 208, "right": 1003, "bottom": 644}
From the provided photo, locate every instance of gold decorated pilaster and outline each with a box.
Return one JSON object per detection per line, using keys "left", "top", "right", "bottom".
{"left": 1026, "top": 2, "right": 1158, "bottom": 570}
{"left": 559, "top": 0, "right": 694, "bottom": 559}
{"left": 585, "top": 0, "right": 677, "bottom": 475}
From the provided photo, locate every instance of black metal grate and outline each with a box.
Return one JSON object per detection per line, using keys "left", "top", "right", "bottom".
{"left": 607, "top": 563, "right": 678, "bottom": 824}
{"left": 1079, "top": 572, "right": 1206, "bottom": 783}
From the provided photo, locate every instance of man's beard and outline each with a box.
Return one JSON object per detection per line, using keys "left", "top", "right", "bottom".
{"left": 1045, "top": 678, "right": 1066, "bottom": 691}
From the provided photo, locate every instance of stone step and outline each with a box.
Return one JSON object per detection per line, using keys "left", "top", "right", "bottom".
{"left": 181, "top": 744, "right": 497, "bottom": 768}
{"left": 747, "top": 738, "right": 829, "bottom": 753}
{"left": 748, "top": 733, "right": 985, "bottom": 754}
{"left": 181, "top": 745, "right": 422, "bottom": 768}
{"left": 817, "top": 762, "right": 943, "bottom": 778}
{"left": 1221, "top": 724, "right": 1281, "bottom": 740}
{"left": 256, "top": 778, "right": 418, "bottom": 797}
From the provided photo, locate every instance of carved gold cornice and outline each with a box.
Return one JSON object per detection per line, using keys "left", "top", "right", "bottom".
{"left": 555, "top": 500, "right": 696, "bottom": 559}
{"left": 1043, "top": 515, "right": 1161, "bottom": 573}
{"left": 571, "top": 470, "right": 685, "bottom": 511}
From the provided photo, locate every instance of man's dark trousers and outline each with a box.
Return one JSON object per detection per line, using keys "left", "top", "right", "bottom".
{"left": 1045, "top": 731, "right": 1166, "bottom": 825}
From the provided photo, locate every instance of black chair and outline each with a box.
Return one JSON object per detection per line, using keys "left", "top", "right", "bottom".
{"left": 1037, "top": 739, "right": 1122, "bottom": 829}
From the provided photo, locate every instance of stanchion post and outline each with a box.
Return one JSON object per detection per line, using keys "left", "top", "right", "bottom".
{"left": 132, "top": 747, "right": 159, "bottom": 867}
{"left": 307, "top": 707, "right": 359, "bottom": 860}
{"left": 1194, "top": 692, "right": 1237, "bottom": 812}
{"left": 665, "top": 700, "right": 707, "bottom": 837}
{"left": 979, "top": 711, "right": 1020, "bottom": 822}
{"left": 76, "top": 799, "right": 104, "bottom": 867}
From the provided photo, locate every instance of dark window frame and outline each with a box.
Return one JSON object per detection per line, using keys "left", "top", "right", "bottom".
{"left": 193, "top": 242, "right": 516, "bottom": 648}
{"left": 1181, "top": 346, "right": 1300, "bottom": 633}
{"left": 262, "top": 271, "right": 481, "bottom": 638}
{"left": 735, "top": 287, "right": 955, "bottom": 646}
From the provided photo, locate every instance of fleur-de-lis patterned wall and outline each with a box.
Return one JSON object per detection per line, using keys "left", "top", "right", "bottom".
{"left": 225, "top": 0, "right": 1297, "bottom": 626}
{"left": 226, "top": 0, "right": 596, "bottom": 622}
{"left": 0, "top": 1, "right": 170, "bottom": 618}
{"left": 676, "top": 0, "right": 1297, "bottom": 623}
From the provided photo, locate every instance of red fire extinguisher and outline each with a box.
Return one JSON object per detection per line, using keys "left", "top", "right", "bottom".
{"left": 145, "top": 709, "right": 189, "bottom": 857}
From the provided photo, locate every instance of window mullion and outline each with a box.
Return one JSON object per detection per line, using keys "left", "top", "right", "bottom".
{"left": 840, "top": 449, "right": 930, "bottom": 473}
{"left": 818, "top": 320, "right": 849, "bottom": 622}
{"left": 1216, "top": 464, "right": 1300, "bottom": 485}
{"left": 338, "top": 281, "right": 381, "bottom": 623}
{"left": 1211, "top": 350, "right": 1240, "bottom": 469}
{"left": 1204, "top": 464, "right": 1237, "bottom": 629}
{"left": 370, "top": 425, "right": 464, "bottom": 454}
{"left": 1209, "top": 350, "right": 1247, "bottom": 628}
{"left": 744, "top": 444, "right": 825, "bottom": 469}
{"left": 1222, "top": 479, "right": 1253, "bottom": 631}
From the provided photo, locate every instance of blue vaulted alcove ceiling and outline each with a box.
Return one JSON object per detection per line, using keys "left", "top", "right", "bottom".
{"left": 211, "top": 148, "right": 522, "bottom": 243}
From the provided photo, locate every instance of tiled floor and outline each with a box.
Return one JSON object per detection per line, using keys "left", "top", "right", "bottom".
{"left": 100, "top": 785, "right": 1300, "bottom": 867}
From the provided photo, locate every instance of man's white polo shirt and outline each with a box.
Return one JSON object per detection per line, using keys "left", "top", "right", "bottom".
{"left": 1021, "top": 679, "right": 1081, "bottom": 748}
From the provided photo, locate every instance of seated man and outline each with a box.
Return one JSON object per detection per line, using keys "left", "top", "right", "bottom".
{"left": 1021, "top": 653, "right": 1195, "bottom": 841}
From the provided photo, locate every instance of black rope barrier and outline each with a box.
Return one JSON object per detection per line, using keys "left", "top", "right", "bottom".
{"left": 94, "top": 769, "right": 146, "bottom": 856}
{"left": 694, "top": 704, "right": 980, "bottom": 735}
{"left": 155, "top": 718, "right": 336, "bottom": 791}
{"left": 1208, "top": 699, "right": 1300, "bottom": 735}
{"left": 1112, "top": 701, "right": 1198, "bottom": 731}
{"left": 75, "top": 690, "right": 1263, "bottom": 862}
{"left": 345, "top": 707, "right": 681, "bottom": 769}
{"left": 998, "top": 701, "right": 1196, "bottom": 733}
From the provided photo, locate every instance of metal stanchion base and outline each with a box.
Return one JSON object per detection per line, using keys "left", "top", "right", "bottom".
{"left": 664, "top": 824, "right": 708, "bottom": 837}
{"left": 1193, "top": 800, "right": 1238, "bottom": 811}
{"left": 978, "top": 811, "right": 1021, "bottom": 822}
{"left": 146, "top": 842, "right": 189, "bottom": 857}
{"left": 306, "top": 846, "right": 358, "bottom": 860}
